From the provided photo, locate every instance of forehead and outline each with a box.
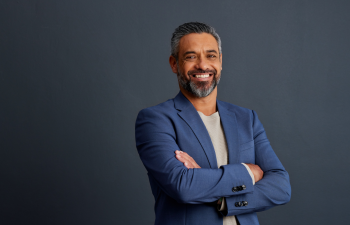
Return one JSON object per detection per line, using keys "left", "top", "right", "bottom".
{"left": 178, "top": 33, "right": 218, "bottom": 53}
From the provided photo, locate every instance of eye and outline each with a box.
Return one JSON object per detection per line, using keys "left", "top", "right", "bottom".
{"left": 208, "top": 54, "right": 217, "bottom": 58}
{"left": 185, "top": 55, "right": 196, "bottom": 60}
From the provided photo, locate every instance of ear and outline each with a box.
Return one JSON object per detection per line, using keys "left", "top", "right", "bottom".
{"left": 169, "top": 55, "right": 178, "bottom": 74}
{"left": 220, "top": 53, "right": 223, "bottom": 70}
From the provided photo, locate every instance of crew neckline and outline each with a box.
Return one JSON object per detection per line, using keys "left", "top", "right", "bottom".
{"left": 198, "top": 111, "right": 220, "bottom": 119}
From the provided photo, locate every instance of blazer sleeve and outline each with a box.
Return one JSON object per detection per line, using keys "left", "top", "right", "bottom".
{"left": 222, "top": 110, "right": 291, "bottom": 216}
{"left": 135, "top": 108, "right": 254, "bottom": 204}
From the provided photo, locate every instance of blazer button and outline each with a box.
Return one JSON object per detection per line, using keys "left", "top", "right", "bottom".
{"left": 242, "top": 201, "right": 248, "bottom": 206}
{"left": 232, "top": 187, "right": 238, "bottom": 192}
{"left": 242, "top": 185, "right": 246, "bottom": 190}
{"left": 235, "top": 201, "right": 242, "bottom": 207}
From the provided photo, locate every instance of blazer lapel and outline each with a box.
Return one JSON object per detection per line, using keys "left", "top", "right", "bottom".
{"left": 217, "top": 100, "right": 240, "bottom": 164}
{"left": 174, "top": 92, "right": 218, "bottom": 169}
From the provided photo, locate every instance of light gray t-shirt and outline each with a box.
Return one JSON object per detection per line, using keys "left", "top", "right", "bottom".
{"left": 198, "top": 111, "right": 254, "bottom": 225}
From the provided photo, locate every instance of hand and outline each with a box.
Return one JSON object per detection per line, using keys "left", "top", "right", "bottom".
{"left": 245, "top": 163, "right": 264, "bottom": 183}
{"left": 175, "top": 150, "right": 201, "bottom": 169}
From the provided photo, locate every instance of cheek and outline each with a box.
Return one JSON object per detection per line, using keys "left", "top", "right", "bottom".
{"left": 181, "top": 62, "right": 195, "bottom": 75}
{"left": 213, "top": 61, "right": 222, "bottom": 70}
{"left": 214, "top": 67, "right": 222, "bottom": 79}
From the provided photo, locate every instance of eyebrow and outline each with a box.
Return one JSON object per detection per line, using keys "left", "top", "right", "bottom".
{"left": 206, "top": 50, "right": 218, "bottom": 54}
{"left": 183, "top": 51, "right": 196, "bottom": 56}
{"left": 183, "top": 50, "right": 218, "bottom": 56}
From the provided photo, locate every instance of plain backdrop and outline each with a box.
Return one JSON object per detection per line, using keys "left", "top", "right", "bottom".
{"left": 1, "top": 0, "right": 350, "bottom": 224}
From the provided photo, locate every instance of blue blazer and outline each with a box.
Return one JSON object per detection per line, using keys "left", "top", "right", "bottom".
{"left": 135, "top": 92, "right": 291, "bottom": 225}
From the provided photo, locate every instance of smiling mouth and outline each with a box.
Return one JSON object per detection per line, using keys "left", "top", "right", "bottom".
{"left": 188, "top": 69, "right": 216, "bottom": 78}
{"left": 192, "top": 74, "right": 212, "bottom": 78}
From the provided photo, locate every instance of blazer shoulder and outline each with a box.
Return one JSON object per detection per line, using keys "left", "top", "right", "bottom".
{"left": 137, "top": 98, "right": 176, "bottom": 118}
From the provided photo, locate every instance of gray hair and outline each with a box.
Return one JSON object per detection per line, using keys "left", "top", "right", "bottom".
{"left": 171, "top": 22, "right": 222, "bottom": 60}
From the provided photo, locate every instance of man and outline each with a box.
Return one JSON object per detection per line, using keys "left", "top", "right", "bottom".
{"left": 135, "top": 22, "right": 291, "bottom": 225}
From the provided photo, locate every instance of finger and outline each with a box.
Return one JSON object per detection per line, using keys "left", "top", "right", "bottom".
{"left": 193, "top": 161, "right": 201, "bottom": 168}
{"left": 175, "top": 154, "right": 186, "bottom": 162}
{"left": 176, "top": 154, "right": 191, "bottom": 165}
{"left": 184, "top": 162, "right": 195, "bottom": 169}
{"left": 178, "top": 152, "right": 193, "bottom": 161}
{"left": 176, "top": 156, "right": 194, "bottom": 167}
{"left": 175, "top": 151, "right": 201, "bottom": 168}
{"left": 176, "top": 155, "right": 195, "bottom": 168}
{"left": 184, "top": 154, "right": 200, "bottom": 168}
{"left": 177, "top": 151, "right": 194, "bottom": 162}
{"left": 178, "top": 152, "right": 201, "bottom": 168}
{"left": 175, "top": 154, "right": 185, "bottom": 162}
{"left": 184, "top": 161, "right": 199, "bottom": 169}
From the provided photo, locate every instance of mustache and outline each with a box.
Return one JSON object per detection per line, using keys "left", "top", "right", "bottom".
{"left": 187, "top": 69, "right": 217, "bottom": 76}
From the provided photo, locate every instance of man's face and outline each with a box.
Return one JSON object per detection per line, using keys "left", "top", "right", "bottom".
{"left": 171, "top": 33, "right": 222, "bottom": 98}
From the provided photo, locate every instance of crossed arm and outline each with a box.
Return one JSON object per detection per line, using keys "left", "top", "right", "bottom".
{"left": 175, "top": 150, "right": 264, "bottom": 183}
{"left": 175, "top": 150, "right": 264, "bottom": 207}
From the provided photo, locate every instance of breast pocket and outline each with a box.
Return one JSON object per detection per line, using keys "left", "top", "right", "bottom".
{"left": 239, "top": 140, "right": 255, "bottom": 164}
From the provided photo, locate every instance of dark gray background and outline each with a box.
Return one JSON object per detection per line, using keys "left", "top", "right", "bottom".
{"left": 1, "top": 0, "right": 349, "bottom": 224}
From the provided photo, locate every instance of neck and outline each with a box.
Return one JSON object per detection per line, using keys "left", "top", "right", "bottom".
{"left": 180, "top": 86, "right": 217, "bottom": 116}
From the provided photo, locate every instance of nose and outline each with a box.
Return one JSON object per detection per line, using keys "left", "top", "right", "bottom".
{"left": 194, "top": 55, "right": 210, "bottom": 71}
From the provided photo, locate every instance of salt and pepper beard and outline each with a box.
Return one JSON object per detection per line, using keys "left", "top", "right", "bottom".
{"left": 177, "top": 63, "right": 220, "bottom": 98}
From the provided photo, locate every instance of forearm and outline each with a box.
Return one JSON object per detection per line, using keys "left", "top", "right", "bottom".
{"left": 217, "top": 163, "right": 255, "bottom": 211}
{"left": 221, "top": 169, "right": 291, "bottom": 216}
{"left": 138, "top": 141, "right": 254, "bottom": 204}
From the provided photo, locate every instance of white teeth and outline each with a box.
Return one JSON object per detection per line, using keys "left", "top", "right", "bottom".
{"left": 195, "top": 74, "right": 210, "bottom": 78}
